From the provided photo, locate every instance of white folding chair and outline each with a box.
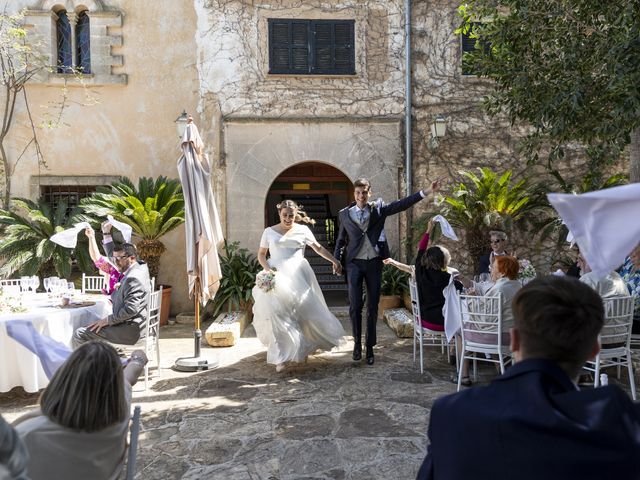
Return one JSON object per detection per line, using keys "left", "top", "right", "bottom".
{"left": 584, "top": 295, "right": 636, "bottom": 400}
{"left": 124, "top": 405, "right": 141, "bottom": 480}
{"left": 149, "top": 277, "right": 156, "bottom": 292}
{"left": 81, "top": 273, "right": 107, "bottom": 294}
{"left": 457, "top": 293, "right": 511, "bottom": 391}
{"left": 0, "top": 279, "right": 22, "bottom": 295}
{"left": 142, "top": 286, "right": 162, "bottom": 390}
{"left": 410, "top": 278, "right": 449, "bottom": 373}
{"left": 628, "top": 296, "right": 639, "bottom": 349}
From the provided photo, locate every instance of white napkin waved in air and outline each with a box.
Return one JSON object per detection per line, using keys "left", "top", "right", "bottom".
{"left": 547, "top": 183, "right": 640, "bottom": 279}
{"left": 49, "top": 222, "right": 91, "bottom": 249}
{"left": 432, "top": 215, "right": 459, "bottom": 241}
{"left": 107, "top": 215, "right": 133, "bottom": 243}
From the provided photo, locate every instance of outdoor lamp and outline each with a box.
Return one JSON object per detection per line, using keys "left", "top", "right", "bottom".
{"left": 427, "top": 115, "right": 447, "bottom": 151}
{"left": 175, "top": 110, "right": 189, "bottom": 138}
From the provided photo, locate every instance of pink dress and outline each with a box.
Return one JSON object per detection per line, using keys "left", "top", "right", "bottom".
{"left": 94, "top": 257, "right": 122, "bottom": 295}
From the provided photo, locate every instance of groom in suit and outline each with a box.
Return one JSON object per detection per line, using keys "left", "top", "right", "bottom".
{"left": 334, "top": 178, "right": 440, "bottom": 365}
{"left": 416, "top": 275, "right": 640, "bottom": 479}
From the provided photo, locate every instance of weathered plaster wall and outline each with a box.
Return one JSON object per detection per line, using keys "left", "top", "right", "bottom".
{"left": 5, "top": 0, "right": 200, "bottom": 313}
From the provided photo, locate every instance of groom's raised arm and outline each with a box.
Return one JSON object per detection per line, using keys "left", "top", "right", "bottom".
{"left": 380, "top": 179, "right": 442, "bottom": 218}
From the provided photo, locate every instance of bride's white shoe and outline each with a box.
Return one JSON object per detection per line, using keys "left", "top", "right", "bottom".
{"left": 276, "top": 363, "right": 286, "bottom": 372}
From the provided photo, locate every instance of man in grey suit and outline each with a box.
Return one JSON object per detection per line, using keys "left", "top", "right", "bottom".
{"left": 72, "top": 243, "right": 150, "bottom": 348}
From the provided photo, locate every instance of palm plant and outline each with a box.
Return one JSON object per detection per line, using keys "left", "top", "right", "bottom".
{"left": 208, "top": 241, "right": 261, "bottom": 317}
{"left": 0, "top": 198, "right": 92, "bottom": 278}
{"left": 419, "top": 167, "right": 550, "bottom": 274}
{"left": 78, "top": 176, "right": 184, "bottom": 280}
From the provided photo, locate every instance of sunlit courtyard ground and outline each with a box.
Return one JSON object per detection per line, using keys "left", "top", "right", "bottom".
{"left": 2, "top": 308, "right": 637, "bottom": 480}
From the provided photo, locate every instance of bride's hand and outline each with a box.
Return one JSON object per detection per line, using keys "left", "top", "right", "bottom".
{"left": 332, "top": 261, "right": 343, "bottom": 275}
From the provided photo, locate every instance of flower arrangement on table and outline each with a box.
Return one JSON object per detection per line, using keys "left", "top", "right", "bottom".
{"left": 0, "top": 290, "right": 27, "bottom": 314}
{"left": 518, "top": 259, "right": 536, "bottom": 285}
{"left": 255, "top": 269, "right": 277, "bottom": 292}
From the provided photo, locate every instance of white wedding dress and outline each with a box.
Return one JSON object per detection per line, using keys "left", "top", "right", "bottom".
{"left": 252, "top": 224, "right": 346, "bottom": 364}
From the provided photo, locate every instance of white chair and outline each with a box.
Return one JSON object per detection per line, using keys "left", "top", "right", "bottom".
{"left": 142, "top": 286, "right": 162, "bottom": 390}
{"left": 457, "top": 293, "right": 511, "bottom": 391}
{"left": 584, "top": 295, "right": 636, "bottom": 400}
{"left": 124, "top": 405, "right": 141, "bottom": 480}
{"left": 628, "top": 296, "right": 639, "bottom": 349}
{"left": 149, "top": 276, "right": 156, "bottom": 292}
{"left": 0, "top": 279, "right": 22, "bottom": 295}
{"left": 410, "top": 277, "right": 449, "bottom": 373}
{"left": 82, "top": 273, "right": 107, "bottom": 294}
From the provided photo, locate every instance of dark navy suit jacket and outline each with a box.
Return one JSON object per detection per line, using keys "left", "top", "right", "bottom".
{"left": 333, "top": 192, "right": 423, "bottom": 264}
{"left": 417, "top": 359, "right": 640, "bottom": 480}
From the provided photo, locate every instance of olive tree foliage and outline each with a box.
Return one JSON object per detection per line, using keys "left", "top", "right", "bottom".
{"left": 458, "top": 1, "right": 640, "bottom": 183}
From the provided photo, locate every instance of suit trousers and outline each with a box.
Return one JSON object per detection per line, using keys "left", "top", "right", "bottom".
{"left": 347, "top": 258, "right": 383, "bottom": 348}
{"left": 72, "top": 322, "right": 141, "bottom": 350}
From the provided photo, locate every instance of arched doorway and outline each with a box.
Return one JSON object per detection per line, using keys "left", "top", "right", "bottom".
{"left": 266, "top": 162, "right": 351, "bottom": 305}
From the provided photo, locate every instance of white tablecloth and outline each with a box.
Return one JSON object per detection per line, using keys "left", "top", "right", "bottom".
{"left": 0, "top": 294, "right": 111, "bottom": 393}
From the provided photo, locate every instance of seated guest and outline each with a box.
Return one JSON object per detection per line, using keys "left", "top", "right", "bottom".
{"left": 577, "top": 252, "right": 627, "bottom": 297}
{"left": 13, "top": 342, "right": 147, "bottom": 480}
{"left": 73, "top": 243, "right": 150, "bottom": 348}
{"left": 457, "top": 256, "right": 522, "bottom": 386}
{"left": 619, "top": 242, "right": 640, "bottom": 334}
{"left": 384, "top": 220, "right": 462, "bottom": 331}
{"left": 478, "top": 230, "right": 509, "bottom": 274}
{"left": 0, "top": 414, "right": 28, "bottom": 480}
{"left": 416, "top": 276, "right": 640, "bottom": 480}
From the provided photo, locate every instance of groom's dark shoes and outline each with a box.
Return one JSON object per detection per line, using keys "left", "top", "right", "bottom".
{"left": 352, "top": 343, "right": 362, "bottom": 361}
{"left": 366, "top": 346, "right": 374, "bottom": 365}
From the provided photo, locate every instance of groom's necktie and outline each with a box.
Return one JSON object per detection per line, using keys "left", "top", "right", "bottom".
{"left": 358, "top": 208, "right": 365, "bottom": 224}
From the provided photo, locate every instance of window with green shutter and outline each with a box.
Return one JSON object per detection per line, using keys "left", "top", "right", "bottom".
{"left": 268, "top": 19, "right": 356, "bottom": 75}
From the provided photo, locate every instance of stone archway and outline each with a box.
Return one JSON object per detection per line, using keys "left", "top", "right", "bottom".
{"left": 224, "top": 119, "right": 403, "bottom": 252}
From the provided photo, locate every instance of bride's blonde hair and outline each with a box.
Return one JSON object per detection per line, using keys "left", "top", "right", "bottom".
{"left": 276, "top": 199, "right": 316, "bottom": 225}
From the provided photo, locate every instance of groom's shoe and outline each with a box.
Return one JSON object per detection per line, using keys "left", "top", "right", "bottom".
{"left": 366, "top": 346, "right": 374, "bottom": 365}
{"left": 352, "top": 344, "right": 362, "bottom": 361}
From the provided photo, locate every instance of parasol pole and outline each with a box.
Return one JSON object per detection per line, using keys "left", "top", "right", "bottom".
{"left": 174, "top": 276, "right": 211, "bottom": 371}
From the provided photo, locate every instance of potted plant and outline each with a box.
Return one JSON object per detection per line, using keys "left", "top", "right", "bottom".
{"left": 379, "top": 261, "right": 410, "bottom": 319}
{"left": 208, "top": 241, "right": 262, "bottom": 319}
{"left": 79, "top": 176, "right": 185, "bottom": 323}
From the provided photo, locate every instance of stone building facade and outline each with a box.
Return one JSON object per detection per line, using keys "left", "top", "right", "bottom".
{"left": 5, "top": 0, "right": 581, "bottom": 312}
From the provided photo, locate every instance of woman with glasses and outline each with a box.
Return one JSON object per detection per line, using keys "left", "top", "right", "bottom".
{"left": 479, "top": 230, "right": 509, "bottom": 274}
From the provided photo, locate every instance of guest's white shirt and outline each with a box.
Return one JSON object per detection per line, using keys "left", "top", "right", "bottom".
{"left": 580, "top": 271, "right": 627, "bottom": 298}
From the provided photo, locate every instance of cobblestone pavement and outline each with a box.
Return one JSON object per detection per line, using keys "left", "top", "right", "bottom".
{"left": 1, "top": 310, "right": 637, "bottom": 479}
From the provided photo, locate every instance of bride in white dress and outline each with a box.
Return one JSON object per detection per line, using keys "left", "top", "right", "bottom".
{"left": 252, "top": 200, "right": 346, "bottom": 372}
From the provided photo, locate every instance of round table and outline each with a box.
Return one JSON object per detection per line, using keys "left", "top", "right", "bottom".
{"left": 0, "top": 293, "right": 112, "bottom": 393}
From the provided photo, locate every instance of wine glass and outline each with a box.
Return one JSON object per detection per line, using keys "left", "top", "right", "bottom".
{"left": 20, "top": 276, "right": 29, "bottom": 292}
{"left": 43, "top": 277, "right": 51, "bottom": 293}
{"left": 31, "top": 275, "right": 40, "bottom": 293}
{"left": 479, "top": 273, "right": 491, "bottom": 283}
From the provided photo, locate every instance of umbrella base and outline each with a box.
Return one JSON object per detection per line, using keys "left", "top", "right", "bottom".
{"left": 174, "top": 356, "right": 215, "bottom": 372}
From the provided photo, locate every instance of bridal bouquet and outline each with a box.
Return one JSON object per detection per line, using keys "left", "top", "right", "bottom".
{"left": 256, "top": 269, "right": 277, "bottom": 292}
{"left": 518, "top": 259, "right": 536, "bottom": 284}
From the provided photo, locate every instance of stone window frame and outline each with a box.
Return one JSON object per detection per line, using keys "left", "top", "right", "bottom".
{"left": 259, "top": 6, "right": 367, "bottom": 80}
{"left": 24, "top": 0, "right": 126, "bottom": 86}
{"left": 267, "top": 18, "right": 356, "bottom": 76}
{"left": 31, "top": 175, "right": 121, "bottom": 209}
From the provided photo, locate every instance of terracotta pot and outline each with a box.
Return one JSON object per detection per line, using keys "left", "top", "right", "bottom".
{"left": 159, "top": 285, "right": 171, "bottom": 326}
{"left": 378, "top": 295, "right": 402, "bottom": 319}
